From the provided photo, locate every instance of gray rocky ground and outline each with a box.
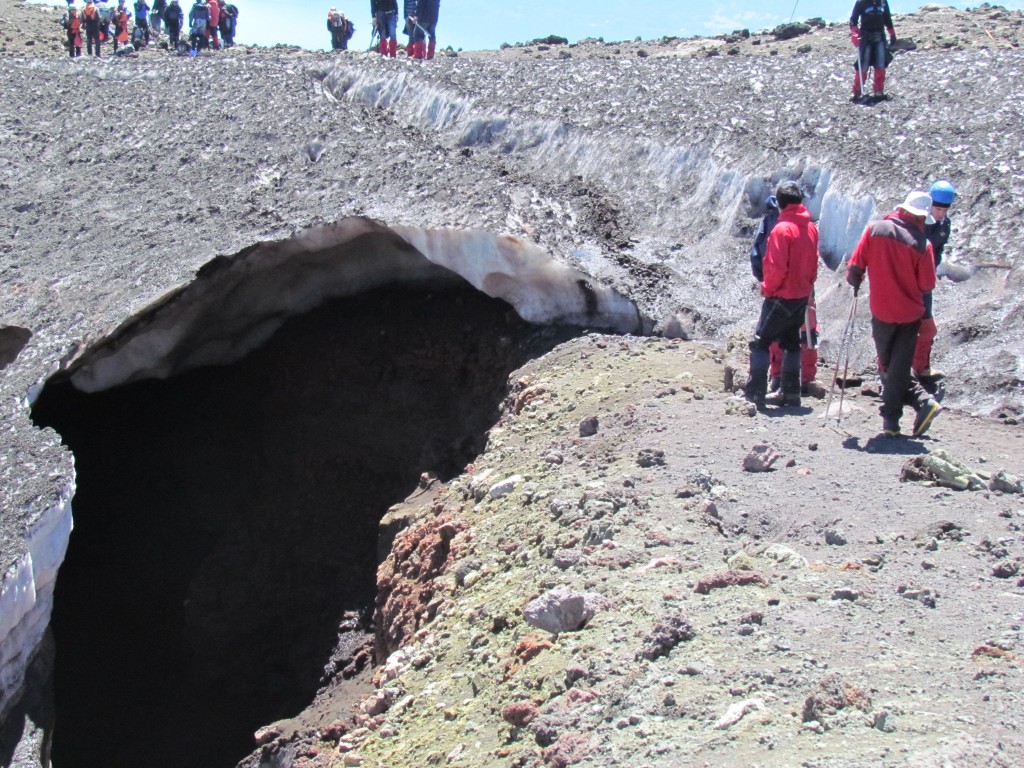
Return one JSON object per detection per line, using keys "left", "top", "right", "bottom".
{"left": 1, "top": 1, "right": 1023, "bottom": 766}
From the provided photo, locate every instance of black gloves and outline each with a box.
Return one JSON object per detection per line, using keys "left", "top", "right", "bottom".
{"left": 846, "top": 266, "right": 865, "bottom": 296}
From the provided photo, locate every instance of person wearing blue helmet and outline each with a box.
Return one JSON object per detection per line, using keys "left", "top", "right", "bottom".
{"left": 913, "top": 180, "right": 956, "bottom": 386}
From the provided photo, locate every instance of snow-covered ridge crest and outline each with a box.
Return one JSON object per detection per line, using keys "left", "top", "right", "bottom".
{"left": 65, "top": 217, "right": 642, "bottom": 393}
{"left": 0, "top": 479, "right": 73, "bottom": 722}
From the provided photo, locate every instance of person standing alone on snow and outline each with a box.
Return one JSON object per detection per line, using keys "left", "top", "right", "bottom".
{"left": 744, "top": 181, "right": 820, "bottom": 410}
{"left": 846, "top": 191, "right": 941, "bottom": 437}
{"left": 913, "top": 179, "right": 956, "bottom": 391}
{"left": 850, "top": 0, "right": 897, "bottom": 100}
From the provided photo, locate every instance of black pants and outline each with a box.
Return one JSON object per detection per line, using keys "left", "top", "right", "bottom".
{"left": 86, "top": 30, "right": 101, "bottom": 56}
{"left": 167, "top": 21, "right": 180, "bottom": 47}
{"left": 751, "top": 296, "right": 808, "bottom": 354}
{"left": 871, "top": 317, "right": 930, "bottom": 425}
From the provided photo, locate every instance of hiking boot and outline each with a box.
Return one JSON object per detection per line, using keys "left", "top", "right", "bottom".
{"left": 744, "top": 379, "right": 766, "bottom": 409}
{"left": 912, "top": 400, "right": 942, "bottom": 437}
{"left": 765, "top": 350, "right": 801, "bottom": 407}
{"left": 916, "top": 368, "right": 945, "bottom": 380}
{"left": 882, "top": 419, "right": 901, "bottom": 437}
{"left": 765, "top": 390, "right": 800, "bottom": 407}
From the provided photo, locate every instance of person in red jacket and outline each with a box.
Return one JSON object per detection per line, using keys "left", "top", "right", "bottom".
{"left": 208, "top": 0, "right": 220, "bottom": 48}
{"left": 744, "top": 181, "right": 820, "bottom": 409}
{"left": 846, "top": 190, "right": 941, "bottom": 437}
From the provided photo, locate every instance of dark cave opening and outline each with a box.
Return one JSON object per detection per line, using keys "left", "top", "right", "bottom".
{"left": 30, "top": 284, "right": 577, "bottom": 768}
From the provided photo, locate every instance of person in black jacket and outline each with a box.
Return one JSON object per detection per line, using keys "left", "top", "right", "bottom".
{"left": 220, "top": 2, "right": 238, "bottom": 47}
{"left": 151, "top": 0, "right": 166, "bottom": 36}
{"left": 82, "top": 1, "right": 103, "bottom": 56}
{"left": 371, "top": 0, "right": 398, "bottom": 57}
{"left": 188, "top": 0, "right": 209, "bottom": 50}
{"left": 913, "top": 179, "right": 956, "bottom": 386}
{"left": 849, "top": 0, "right": 897, "bottom": 100}
{"left": 417, "top": 0, "right": 438, "bottom": 58}
{"left": 164, "top": 0, "right": 184, "bottom": 48}
{"left": 327, "top": 8, "right": 352, "bottom": 50}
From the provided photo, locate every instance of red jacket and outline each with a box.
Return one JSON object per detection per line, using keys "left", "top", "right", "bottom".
{"left": 761, "top": 204, "right": 819, "bottom": 299}
{"left": 848, "top": 210, "right": 936, "bottom": 323}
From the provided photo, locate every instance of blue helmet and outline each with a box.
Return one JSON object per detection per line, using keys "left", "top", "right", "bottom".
{"left": 929, "top": 180, "right": 956, "bottom": 206}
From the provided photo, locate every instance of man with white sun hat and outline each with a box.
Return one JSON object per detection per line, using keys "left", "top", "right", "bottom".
{"left": 846, "top": 190, "right": 941, "bottom": 437}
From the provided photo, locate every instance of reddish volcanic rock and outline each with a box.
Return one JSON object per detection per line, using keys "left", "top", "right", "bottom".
{"left": 374, "top": 514, "right": 466, "bottom": 660}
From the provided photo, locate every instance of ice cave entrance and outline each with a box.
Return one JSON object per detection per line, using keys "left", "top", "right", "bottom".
{"left": 29, "top": 218, "right": 640, "bottom": 768}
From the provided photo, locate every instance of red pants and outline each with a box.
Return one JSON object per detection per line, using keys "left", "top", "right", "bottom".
{"left": 769, "top": 341, "right": 817, "bottom": 382}
{"left": 913, "top": 317, "right": 937, "bottom": 373}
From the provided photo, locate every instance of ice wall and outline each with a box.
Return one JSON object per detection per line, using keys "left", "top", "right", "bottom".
{"left": 324, "top": 66, "right": 878, "bottom": 271}
{"left": 65, "top": 218, "right": 642, "bottom": 393}
{"left": 0, "top": 480, "right": 73, "bottom": 722}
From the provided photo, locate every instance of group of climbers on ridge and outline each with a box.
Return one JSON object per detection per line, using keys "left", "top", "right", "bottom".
{"left": 61, "top": 0, "right": 238, "bottom": 56}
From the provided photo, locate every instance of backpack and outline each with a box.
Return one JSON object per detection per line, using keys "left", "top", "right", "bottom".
{"left": 749, "top": 196, "right": 780, "bottom": 282}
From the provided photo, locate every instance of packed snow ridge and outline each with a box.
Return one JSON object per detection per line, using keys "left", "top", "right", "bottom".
{"left": 0, "top": 481, "right": 73, "bottom": 723}
{"left": 324, "top": 65, "right": 877, "bottom": 269}
{"left": 64, "top": 217, "right": 642, "bottom": 393}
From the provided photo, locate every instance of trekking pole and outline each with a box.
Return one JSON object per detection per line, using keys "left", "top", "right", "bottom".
{"left": 823, "top": 293, "right": 858, "bottom": 425}
{"left": 854, "top": 47, "right": 863, "bottom": 100}
{"left": 369, "top": 25, "right": 379, "bottom": 52}
{"left": 834, "top": 294, "right": 859, "bottom": 426}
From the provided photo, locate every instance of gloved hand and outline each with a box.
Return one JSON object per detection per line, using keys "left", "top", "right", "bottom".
{"left": 846, "top": 266, "right": 864, "bottom": 295}
{"left": 850, "top": 26, "right": 860, "bottom": 47}
{"left": 888, "top": 27, "right": 897, "bottom": 46}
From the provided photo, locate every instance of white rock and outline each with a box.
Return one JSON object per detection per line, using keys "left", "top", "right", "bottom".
{"left": 488, "top": 474, "right": 523, "bottom": 498}
{"left": 763, "top": 543, "right": 809, "bottom": 569}
{"left": 523, "top": 587, "right": 609, "bottom": 633}
{"left": 712, "top": 697, "right": 764, "bottom": 730}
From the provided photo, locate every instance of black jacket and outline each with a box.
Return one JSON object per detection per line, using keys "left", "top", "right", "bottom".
{"left": 925, "top": 218, "right": 951, "bottom": 266}
{"left": 850, "top": 0, "right": 893, "bottom": 34}
{"left": 164, "top": 2, "right": 183, "bottom": 23}
{"left": 371, "top": 0, "right": 398, "bottom": 15}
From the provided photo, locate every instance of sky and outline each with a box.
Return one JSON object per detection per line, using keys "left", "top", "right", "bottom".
{"left": 231, "top": 0, "right": 1024, "bottom": 53}
{"left": 46, "top": 0, "right": 1024, "bottom": 52}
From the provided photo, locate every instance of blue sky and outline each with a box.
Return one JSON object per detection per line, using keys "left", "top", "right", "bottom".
{"left": 243, "top": 0, "right": 1024, "bottom": 53}
{"left": 48, "top": 0, "right": 1024, "bottom": 52}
